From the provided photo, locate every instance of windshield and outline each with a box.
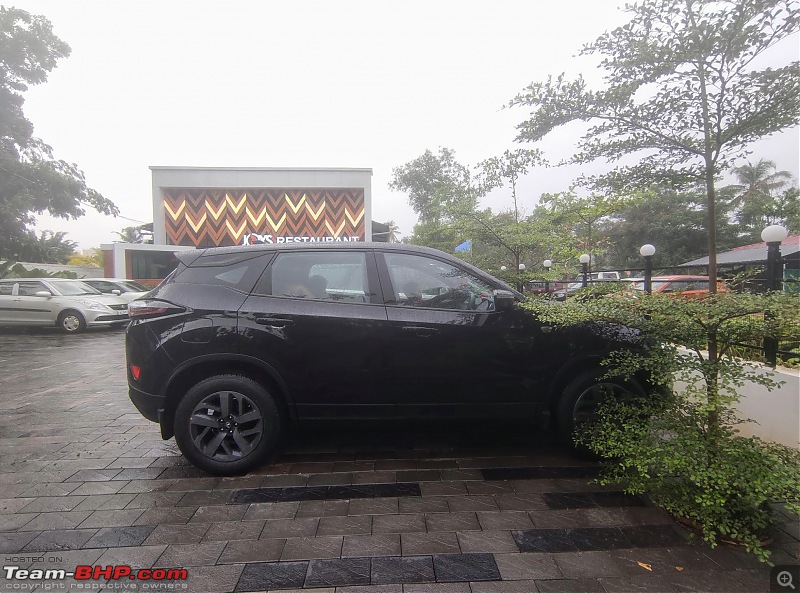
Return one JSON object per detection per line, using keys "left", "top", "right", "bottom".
{"left": 119, "top": 281, "right": 149, "bottom": 292}
{"left": 51, "top": 281, "right": 103, "bottom": 296}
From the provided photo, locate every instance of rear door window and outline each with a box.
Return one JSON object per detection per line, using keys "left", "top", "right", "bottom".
{"left": 174, "top": 253, "right": 272, "bottom": 293}
{"left": 264, "top": 252, "right": 371, "bottom": 303}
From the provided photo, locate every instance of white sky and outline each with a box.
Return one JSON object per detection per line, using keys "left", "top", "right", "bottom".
{"left": 14, "top": 0, "right": 800, "bottom": 250}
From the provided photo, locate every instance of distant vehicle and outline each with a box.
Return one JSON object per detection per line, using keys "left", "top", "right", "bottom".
{"left": 0, "top": 278, "right": 129, "bottom": 333}
{"left": 82, "top": 279, "right": 150, "bottom": 303}
{"left": 631, "top": 275, "right": 727, "bottom": 297}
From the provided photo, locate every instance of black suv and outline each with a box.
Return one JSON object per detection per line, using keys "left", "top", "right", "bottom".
{"left": 126, "top": 243, "right": 648, "bottom": 475}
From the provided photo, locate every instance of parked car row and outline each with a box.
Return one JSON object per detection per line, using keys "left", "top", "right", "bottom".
{"left": 0, "top": 278, "right": 149, "bottom": 333}
{"left": 550, "top": 275, "right": 725, "bottom": 300}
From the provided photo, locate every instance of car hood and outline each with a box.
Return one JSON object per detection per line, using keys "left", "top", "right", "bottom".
{"left": 79, "top": 294, "right": 129, "bottom": 306}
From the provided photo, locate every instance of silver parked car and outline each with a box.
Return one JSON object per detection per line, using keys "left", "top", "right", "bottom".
{"left": 81, "top": 278, "right": 150, "bottom": 303}
{"left": 0, "top": 278, "right": 130, "bottom": 333}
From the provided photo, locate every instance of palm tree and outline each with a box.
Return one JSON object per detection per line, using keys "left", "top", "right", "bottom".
{"left": 383, "top": 220, "right": 401, "bottom": 243}
{"left": 115, "top": 226, "right": 144, "bottom": 243}
{"left": 728, "top": 160, "right": 793, "bottom": 236}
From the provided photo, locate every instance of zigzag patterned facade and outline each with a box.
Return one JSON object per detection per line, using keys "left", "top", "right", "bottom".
{"left": 163, "top": 188, "right": 366, "bottom": 247}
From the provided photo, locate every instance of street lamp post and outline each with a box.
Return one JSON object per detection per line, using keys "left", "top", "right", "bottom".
{"left": 517, "top": 263, "right": 526, "bottom": 293}
{"left": 761, "top": 225, "right": 788, "bottom": 292}
{"left": 639, "top": 244, "right": 656, "bottom": 294}
{"left": 579, "top": 254, "right": 591, "bottom": 288}
{"left": 761, "top": 225, "right": 787, "bottom": 367}
{"left": 543, "top": 259, "right": 552, "bottom": 295}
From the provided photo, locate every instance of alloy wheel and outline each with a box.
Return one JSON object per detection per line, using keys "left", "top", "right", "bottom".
{"left": 188, "top": 390, "right": 264, "bottom": 462}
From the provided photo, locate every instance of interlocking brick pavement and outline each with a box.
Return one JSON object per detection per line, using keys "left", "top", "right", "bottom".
{"left": 0, "top": 328, "right": 796, "bottom": 592}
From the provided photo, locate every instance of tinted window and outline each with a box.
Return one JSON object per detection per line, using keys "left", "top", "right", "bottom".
{"left": 267, "top": 252, "right": 369, "bottom": 303}
{"left": 174, "top": 253, "right": 271, "bottom": 293}
{"left": 131, "top": 251, "right": 180, "bottom": 280}
{"left": 0, "top": 283, "right": 15, "bottom": 296}
{"left": 384, "top": 253, "right": 494, "bottom": 311}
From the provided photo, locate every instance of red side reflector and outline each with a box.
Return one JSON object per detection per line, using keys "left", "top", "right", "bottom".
{"left": 130, "top": 365, "right": 141, "bottom": 380}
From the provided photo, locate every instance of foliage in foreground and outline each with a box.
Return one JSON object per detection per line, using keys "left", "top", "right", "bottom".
{"left": 523, "top": 291, "right": 800, "bottom": 562}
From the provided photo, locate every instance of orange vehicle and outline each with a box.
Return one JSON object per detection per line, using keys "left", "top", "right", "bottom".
{"left": 631, "top": 275, "right": 728, "bottom": 297}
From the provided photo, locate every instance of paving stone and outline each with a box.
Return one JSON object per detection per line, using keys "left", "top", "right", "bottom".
{"left": 178, "top": 489, "right": 234, "bottom": 506}
{"left": 143, "top": 523, "right": 211, "bottom": 545}
{"left": 65, "top": 469, "right": 121, "bottom": 482}
{"left": 20, "top": 510, "right": 93, "bottom": 531}
{"left": 371, "top": 555, "right": 435, "bottom": 584}
{"left": 478, "top": 511, "right": 535, "bottom": 531}
{"left": 569, "top": 527, "right": 633, "bottom": 551}
{"left": 316, "top": 515, "right": 372, "bottom": 536}
{"left": 0, "top": 513, "right": 40, "bottom": 531}
{"left": 73, "top": 493, "right": 138, "bottom": 511}
{"left": 243, "top": 501, "right": 299, "bottom": 520}
{"left": 218, "top": 538, "right": 286, "bottom": 563}
{"left": 512, "top": 529, "right": 579, "bottom": 553}
{"left": 348, "top": 497, "right": 400, "bottom": 515}
{"left": 469, "top": 581, "right": 541, "bottom": 592}
{"left": 201, "top": 520, "right": 265, "bottom": 542}
{"left": 425, "top": 512, "right": 480, "bottom": 532}
{"left": 280, "top": 535, "right": 343, "bottom": 560}
{"left": 622, "top": 524, "right": 689, "bottom": 548}
{"left": 19, "top": 496, "right": 86, "bottom": 513}
{"left": 77, "top": 508, "right": 145, "bottom": 529}
{"left": 83, "top": 525, "right": 155, "bottom": 548}
{"left": 0, "top": 531, "right": 38, "bottom": 553}
{"left": 457, "top": 530, "right": 519, "bottom": 554}
{"left": 125, "top": 491, "right": 186, "bottom": 508}
{"left": 156, "top": 541, "right": 225, "bottom": 566}
{"left": 552, "top": 550, "right": 627, "bottom": 578}
{"left": 95, "top": 544, "right": 168, "bottom": 569}
{"left": 342, "top": 534, "right": 402, "bottom": 558}
{"left": 260, "top": 517, "right": 319, "bottom": 538}
{"left": 399, "top": 497, "right": 450, "bottom": 514}
{"left": 419, "top": 481, "right": 468, "bottom": 496}
{"left": 134, "top": 506, "right": 197, "bottom": 525}
{"left": 305, "top": 557, "right": 371, "bottom": 587}
{"left": 404, "top": 584, "right": 471, "bottom": 593}
{"left": 0, "top": 498, "right": 36, "bottom": 514}
{"left": 180, "top": 563, "right": 245, "bottom": 593}
{"left": 373, "top": 513, "right": 426, "bottom": 534}
{"left": 401, "top": 532, "right": 460, "bottom": 555}
{"left": 189, "top": 504, "right": 248, "bottom": 523}
{"left": 23, "top": 529, "right": 97, "bottom": 552}
{"left": 69, "top": 481, "right": 127, "bottom": 495}
{"left": 235, "top": 560, "right": 308, "bottom": 591}
{"left": 447, "top": 496, "right": 500, "bottom": 513}
{"left": 535, "top": 578, "right": 606, "bottom": 592}
{"left": 494, "top": 552, "right": 562, "bottom": 579}
{"left": 119, "top": 479, "right": 178, "bottom": 494}
{"left": 296, "top": 499, "right": 350, "bottom": 517}
{"left": 433, "top": 553, "right": 501, "bottom": 582}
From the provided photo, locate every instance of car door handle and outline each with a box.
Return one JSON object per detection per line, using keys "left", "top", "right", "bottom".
{"left": 254, "top": 317, "right": 294, "bottom": 327}
{"left": 402, "top": 325, "right": 440, "bottom": 337}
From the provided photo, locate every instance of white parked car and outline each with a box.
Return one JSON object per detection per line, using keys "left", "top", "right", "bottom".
{"left": 0, "top": 278, "right": 130, "bottom": 333}
{"left": 81, "top": 278, "right": 151, "bottom": 303}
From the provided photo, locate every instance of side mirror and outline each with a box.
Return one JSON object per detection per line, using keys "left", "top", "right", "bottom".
{"left": 493, "top": 289, "right": 516, "bottom": 311}
{"left": 34, "top": 291, "right": 52, "bottom": 298}
{"left": 111, "top": 289, "right": 121, "bottom": 295}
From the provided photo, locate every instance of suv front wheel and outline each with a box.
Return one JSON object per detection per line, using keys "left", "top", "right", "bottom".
{"left": 173, "top": 375, "right": 281, "bottom": 475}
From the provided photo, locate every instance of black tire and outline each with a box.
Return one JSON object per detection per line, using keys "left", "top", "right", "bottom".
{"left": 556, "top": 368, "right": 643, "bottom": 456}
{"left": 57, "top": 310, "right": 86, "bottom": 334}
{"left": 173, "top": 374, "right": 281, "bottom": 475}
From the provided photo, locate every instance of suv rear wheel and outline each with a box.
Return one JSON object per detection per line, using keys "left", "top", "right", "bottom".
{"left": 173, "top": 375, "right": 281, "bottom": 475}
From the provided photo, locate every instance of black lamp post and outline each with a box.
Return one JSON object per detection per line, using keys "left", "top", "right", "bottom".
{"left": 761, "top": 225, "right": 788, "bottom": 366}
{"left": 762, "top": 225, "right": 788, "bottom": 292}
{"left": 543, "top": 259, "right": 552, "bottom": 295}
{"left": 639, "top": 244, "right": 655, "bottom": 294}
{"left": 579, "top": 254, "right": 590, "bottom": 288}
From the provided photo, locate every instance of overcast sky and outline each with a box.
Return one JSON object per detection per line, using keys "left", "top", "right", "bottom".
{"left": 14, "top": 0, "right": 800, "bottom": 250}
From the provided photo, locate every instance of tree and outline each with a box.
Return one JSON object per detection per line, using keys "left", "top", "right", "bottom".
{"left": 11, "top": 230, "right": 77, "bottom": 264}
{"left": 510, "top": 0, "right": 800, "bottom": 292}
{"left": 115, "top": 226, "right": 145, "bottom": 243}
{"left": 68, "top": 248, "right": 103, "bottom": 267}
{"left": 601, "top": 186, "right": 739, "bottom": 268}
{"left": 0, "top": 7, "right": 118, "bottom": 259}
{"left": 725, "top": 159, "right": 795, "bottom": 240}
{"left": 380, "top": 220, "right": 401, "bottom": 243}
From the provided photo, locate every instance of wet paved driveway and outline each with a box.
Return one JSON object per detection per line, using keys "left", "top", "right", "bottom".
{"left": 0, "top": 328, "right": 797, "bottom": 592}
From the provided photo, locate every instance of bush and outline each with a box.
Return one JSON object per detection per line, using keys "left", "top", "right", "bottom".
{"left": 523, "top": 291, "right": 800, "bottom": 562}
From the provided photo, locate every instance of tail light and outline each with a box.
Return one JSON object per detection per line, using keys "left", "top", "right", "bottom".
{"left": 129, "top": 299, "right": 187, "bottom": 319}
{"left": 130, "top": 365, "right": 141, "bottom": 380}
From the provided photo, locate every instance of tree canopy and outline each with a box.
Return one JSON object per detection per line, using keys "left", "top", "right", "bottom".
{"left": 0, "top": 7, "right": 118, "bottom": 259}
{"left": 510, "top": 0, "right": 800, "bottom": 288}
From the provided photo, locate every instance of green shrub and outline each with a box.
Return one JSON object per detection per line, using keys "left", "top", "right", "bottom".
{"left": 523, "top": 291, "right": 800, "bottom": 562}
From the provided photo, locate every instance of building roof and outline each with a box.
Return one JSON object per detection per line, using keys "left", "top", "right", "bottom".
{"left": 679, "top": 235, "right": 800, "bottom": 267}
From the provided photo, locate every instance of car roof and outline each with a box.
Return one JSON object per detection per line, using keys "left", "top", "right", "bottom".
{"left": 0, "top": 277, "right": 84, "bottom": 282}
{"left": 179, "top": 242, "right": 521, "bottom": 297}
